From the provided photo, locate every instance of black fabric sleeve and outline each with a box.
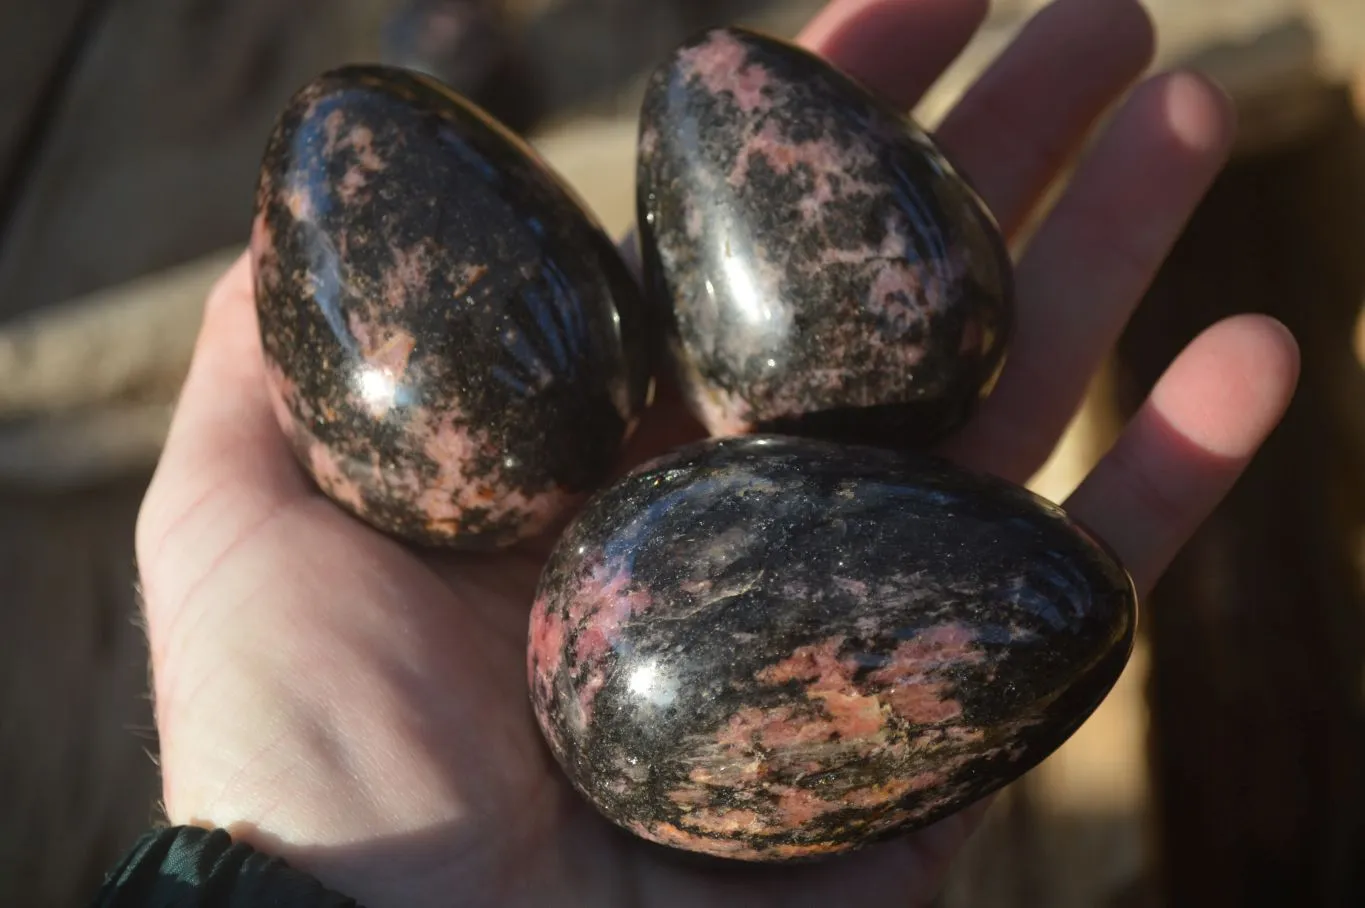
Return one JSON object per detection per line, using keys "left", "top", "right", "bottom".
{"left": 92, "top": 825, "right": 362, "bottom": 907}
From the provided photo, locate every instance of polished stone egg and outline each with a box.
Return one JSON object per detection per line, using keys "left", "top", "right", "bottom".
{"left": 528, "top": 435, "right": 1135, "bottom": 861}
{"left": 637, "top": 27, "right": 1013, "bottom": 448}
{"left": 252, "top": 64, "right": 650, "bottom": 548}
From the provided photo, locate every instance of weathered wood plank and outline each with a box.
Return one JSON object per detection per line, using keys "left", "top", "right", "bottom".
{"left": 0, "top": 1, "right": 94, "bottom": 196}
{"left": 0, "top": 249, "right": 235, "bottom": 420}
{"left": 0, "top": 0, "right": 387, "bottom": 322}
{"left": 0, "top": 474, "right": 159, "bottom": 908}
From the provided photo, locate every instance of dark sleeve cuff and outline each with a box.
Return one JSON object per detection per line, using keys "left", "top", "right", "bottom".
{"left": 92, "top": 825, "right": 362, "bottom": 907}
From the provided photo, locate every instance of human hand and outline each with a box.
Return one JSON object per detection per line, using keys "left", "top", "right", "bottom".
{"left": 133, "top": 0, "right": 1299, "bottom": 905}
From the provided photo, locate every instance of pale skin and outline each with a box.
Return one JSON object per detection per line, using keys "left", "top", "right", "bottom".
{"left": 133, "top": 0, "right": 1302, "bottom": 905}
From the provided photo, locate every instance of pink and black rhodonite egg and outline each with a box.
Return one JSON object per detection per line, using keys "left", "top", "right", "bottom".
{"left": 251, "top": 65, "right": 649, "bottom": 548}
{"left": 528, "top": 436, "right": 1136, "bottom": 861}
{"left": 637, "top": 27, "right": 1013, "bottom": 448}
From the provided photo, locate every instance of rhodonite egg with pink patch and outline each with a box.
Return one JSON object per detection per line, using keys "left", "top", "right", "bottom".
{"left": 252, "top": 65, "right": 649, "bottom": 548}
{"left": 528, "top": 435, "right": 1136, "bottom": 862}
{"left": 637, "top": 27, "right": 1013, "bottom": 448}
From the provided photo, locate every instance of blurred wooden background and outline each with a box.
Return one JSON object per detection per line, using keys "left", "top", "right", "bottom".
{"left": 2, "top": 1, "right": 1364, "bottom": 905}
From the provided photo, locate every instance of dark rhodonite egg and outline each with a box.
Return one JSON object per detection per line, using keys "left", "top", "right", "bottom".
{"left": 251, "top": 64, "right": 649, "bottom": 548}
{"left": 637, "top": 27, "right": 1013, "bottom": 448}
{"left": 528, "top": 435, "right": 1135, "bottom": 861}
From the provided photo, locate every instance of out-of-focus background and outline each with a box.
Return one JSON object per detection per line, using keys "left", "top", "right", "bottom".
{"left": 3, "top": 0, "right": 1365, "bottom": 905}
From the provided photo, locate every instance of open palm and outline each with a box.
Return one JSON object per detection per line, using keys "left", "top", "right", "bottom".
{"left": 134, "top": 1, "right": 1299, "bottom": 906}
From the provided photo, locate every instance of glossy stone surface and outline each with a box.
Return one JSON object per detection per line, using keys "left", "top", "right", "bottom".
{"left": 528, "top": 435, "right": 1136, "bottom": 861}
{"left": 252, "top": 64, "right": 649, "bottom": 548}
{"left": 637, "top": 27, "right": 1013, "bottom": 448}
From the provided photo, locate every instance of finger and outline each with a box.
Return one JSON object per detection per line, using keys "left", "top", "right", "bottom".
{"left": 935, "top": 0, "right": 1156, "bottom": 236}
{"left": 797, "top": 0, "right": 989, "bottom": 111}
{"left": 1065, "top": 315, "right": 1299, "bottom": 596}
{"left": 944, "top": 71, "right": 1237, "bottom": 482}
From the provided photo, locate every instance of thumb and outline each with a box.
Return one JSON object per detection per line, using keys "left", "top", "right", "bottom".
{"left": 135, "top": 252, "right": 314, "bottom": 672}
